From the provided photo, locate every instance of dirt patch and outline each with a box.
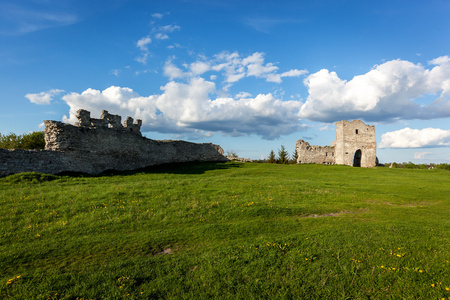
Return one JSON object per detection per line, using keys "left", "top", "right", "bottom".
{"left": 155, "top": 248, "right": 173, "bottom": 255}
{"left": 301, "top": 209, "right": 369, "bottom": 218}
{"left": 305, "top": 212, "right": 344, "bottom": 218}
{"left": 370, "top": 201, "right": 434, "bottom": 207}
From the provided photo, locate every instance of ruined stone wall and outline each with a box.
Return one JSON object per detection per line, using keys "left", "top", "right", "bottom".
{"left": 0, "top": 109, "right": 227, "bottom": 177}
{"left": 295, "top": 120, "right": 377, "bottom": 167}
{"left": 0, "top": 149, "right": 69, "bottom": 176}
{"left": 335, "top": 120, "right": 376, "bottom": 167}
{"left": 296, "top": 140, "right": 335, "bottom": 165}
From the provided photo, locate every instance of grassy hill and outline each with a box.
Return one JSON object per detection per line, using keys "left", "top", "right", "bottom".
{"left": 1, "top": 162, "right": 449, "bottom": 299}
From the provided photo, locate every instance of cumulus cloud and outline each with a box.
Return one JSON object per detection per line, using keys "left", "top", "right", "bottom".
{"left": 165, "top": 51, "right": 307, "bottom": 89}
{"left": 163, "top": 59, "right": 186, "bottom": 80}
{"left": 25, "top": 89, "right": 65, "bottom": 105}
{"left": 299, "top": 56, "right": 450, "bottom": 122}
{"left": 379, "top": 127, "right": 450, "bottom": 148}
{"left": 60, "top": 80, "right": 304, "bottom": 140}
{"left": 190, "top": 61, "right": 210, "bottom": 76}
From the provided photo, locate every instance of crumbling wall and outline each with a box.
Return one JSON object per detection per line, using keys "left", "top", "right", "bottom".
{"left": 335, "top": 120, "right": 376, "bottom": 167}
{"left": 0, "top": 109, "right": 227, "bottom": 177}
{"left": 296, "top": 140, "right": 335, "bottom": 165}
{"left": 295, "top": 120, "right": 377, "bottom": 167}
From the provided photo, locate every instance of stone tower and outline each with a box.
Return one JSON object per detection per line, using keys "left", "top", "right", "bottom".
{"left": 334, "top": 120, "right": 376, "bottom": 167}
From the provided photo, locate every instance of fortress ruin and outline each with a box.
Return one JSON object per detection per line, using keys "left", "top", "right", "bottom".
{"left": 296, "top": 120, "right": 377, "bottom": 167}
{"left": 0, "top": 109, "right": 227, "bottom": 176}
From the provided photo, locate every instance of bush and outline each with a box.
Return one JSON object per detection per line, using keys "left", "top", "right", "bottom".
{"left": 0, "top": 131, "right": 45, "bottom": 150}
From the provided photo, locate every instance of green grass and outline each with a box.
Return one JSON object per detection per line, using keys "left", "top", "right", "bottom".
{"left": 1, "top": 162, "right": 449, "bottom": 299}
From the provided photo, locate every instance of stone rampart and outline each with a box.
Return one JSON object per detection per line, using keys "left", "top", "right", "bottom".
{"left": 296, "top": 140, "right": 335, "bottom": 165}
{"left": 0, "top": 109, "right": 227, "bottom": 176}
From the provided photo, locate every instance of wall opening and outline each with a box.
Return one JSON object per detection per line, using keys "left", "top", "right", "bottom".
{"left": 353, "top": 149, "right": 362, "bottom": 167}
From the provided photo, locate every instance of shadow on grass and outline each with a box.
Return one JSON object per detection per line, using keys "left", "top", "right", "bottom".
{"left": 55, "top": 161, "right": 244, "bottom": 178}
{"left": 1, "top": 161, "right": 244, "bottom": 182}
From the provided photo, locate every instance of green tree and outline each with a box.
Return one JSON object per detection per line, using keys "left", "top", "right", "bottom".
{"left": 0, "top": 131, "right": 45, "bottom": 150}
{"left": 268, "top": 150, "right": 276, "bottom": 163}
{"left": 290, "top": 148, "right": 298, "bottom": 164}
{"left": 277, "top": 145, "right": 289, "bottom": 164}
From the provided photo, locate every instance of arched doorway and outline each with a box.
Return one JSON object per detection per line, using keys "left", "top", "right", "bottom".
{"left": 353, "top": 150, "right": 362, "bottom": 167}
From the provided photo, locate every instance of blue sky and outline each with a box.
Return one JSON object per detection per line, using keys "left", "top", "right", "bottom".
{"left": 1, "top": 0, "right": 450, "bottom": 163}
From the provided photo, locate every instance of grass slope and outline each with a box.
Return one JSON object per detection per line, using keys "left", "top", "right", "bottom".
{"left": 1, "top": 162, "right": 449, "bottom": 299}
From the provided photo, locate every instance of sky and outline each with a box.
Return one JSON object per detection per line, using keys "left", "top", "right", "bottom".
{"left": 1, "top": 0, "right": 450, "bottom": 163}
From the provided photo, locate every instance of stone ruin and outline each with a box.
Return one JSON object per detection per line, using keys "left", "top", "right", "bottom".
{"left": 74, "top": 109, "right": 142, "bottom": 132}
{"left": 0, "top": 109, "right": 228, "bottom": 176}
{"left": 296, "top": 120, "right": 377, "bottom": 167}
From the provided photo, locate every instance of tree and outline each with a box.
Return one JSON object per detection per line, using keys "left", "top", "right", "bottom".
{"left": 277, "top": 145, "right": 289, "bottom": 164}
{"left": 291, "top": 148, "right": 298, "bottom": 164}
{"left": 0, "top": 131, "right": 45, "bottom": 150}
{"left": 226, "top": 151, "right": 238, "bottom": 158}
{"left": 268, "top": 150, "right": 276, "bottom": 163}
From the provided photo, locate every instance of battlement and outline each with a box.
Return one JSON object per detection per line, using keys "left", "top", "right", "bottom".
{"left": 75, "top": 109, "right": 142, "bottom": 134}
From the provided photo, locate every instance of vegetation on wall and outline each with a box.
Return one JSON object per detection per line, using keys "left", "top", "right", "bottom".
{"left": 0, "top": 132, "right": 45, "bottom": 150}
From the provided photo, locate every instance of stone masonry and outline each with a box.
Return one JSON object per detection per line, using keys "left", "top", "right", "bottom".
{"left": 296, "top": 120, "right": 377, "bottom": 167}
{"left": 0, "top": 109, "right": 228, "bottom": 176}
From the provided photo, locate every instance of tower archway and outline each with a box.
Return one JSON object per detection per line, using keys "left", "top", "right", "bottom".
{"left": 353, "top": 149, "right": 362, "bottom": 167}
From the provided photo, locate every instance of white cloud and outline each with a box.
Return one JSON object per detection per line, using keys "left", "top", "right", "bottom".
{"left": 281, "top": 69, "right": 308, "bottom": 78}
{"left": 166, "top": 51, "right": 307, "bottom": 88}
{"left": 137, "top": 36, "right": 151, "bottom": 50}
{"left": 111, "top": 69, "right": 120, "bottom": 77}
{"left": 414, "top": 152, "right": 432, "bottom": 159}
{"left": 163, "top": 60, "right": 186, "bottom": 80}
{"left": 0, "top": 3, "right": 78, "bottom": 35}
{"left": 155, "top": 33, "right": 169, "bottom": 40}
{"left": 190, "top": 61, "right": 210, "bottom": 76}
{"left": 379, "top": 127, "right": 450, "bottom": 148}
{"left": 235, "top": 92, "right": 252, "bottom": 99}
{"left": 151, "top": 13, "right": 164, "bottom": 19}
{"left": 135, "top": 36, "right": 152, "bottom": 64}
{"left": 299, "top": 56, "right": 450, "bottom": 122}
{"left": 59, "top": 80, "right": 305, "bottom": 140}
{"left": 159, "top": 25, "right": 180, "bottom": 32}
{"left": 25, "top": 89, "right": 65, "bottom": 105}
{"left": 135, "top": 24, "right": 180, "bottom": 63}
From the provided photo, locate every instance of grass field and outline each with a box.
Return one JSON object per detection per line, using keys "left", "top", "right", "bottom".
{"left": 1, "top": 162, "right": 449, "bottom": 299}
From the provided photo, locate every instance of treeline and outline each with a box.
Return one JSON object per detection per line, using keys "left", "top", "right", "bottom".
{"left": 260, "top": 145, "right": 298, "bottom": 164}
{"left": 0, "top": 132, "right": 45, "bottom": 150}
{"left": 387, "top": 162, "right": 450, "bottom": 171}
